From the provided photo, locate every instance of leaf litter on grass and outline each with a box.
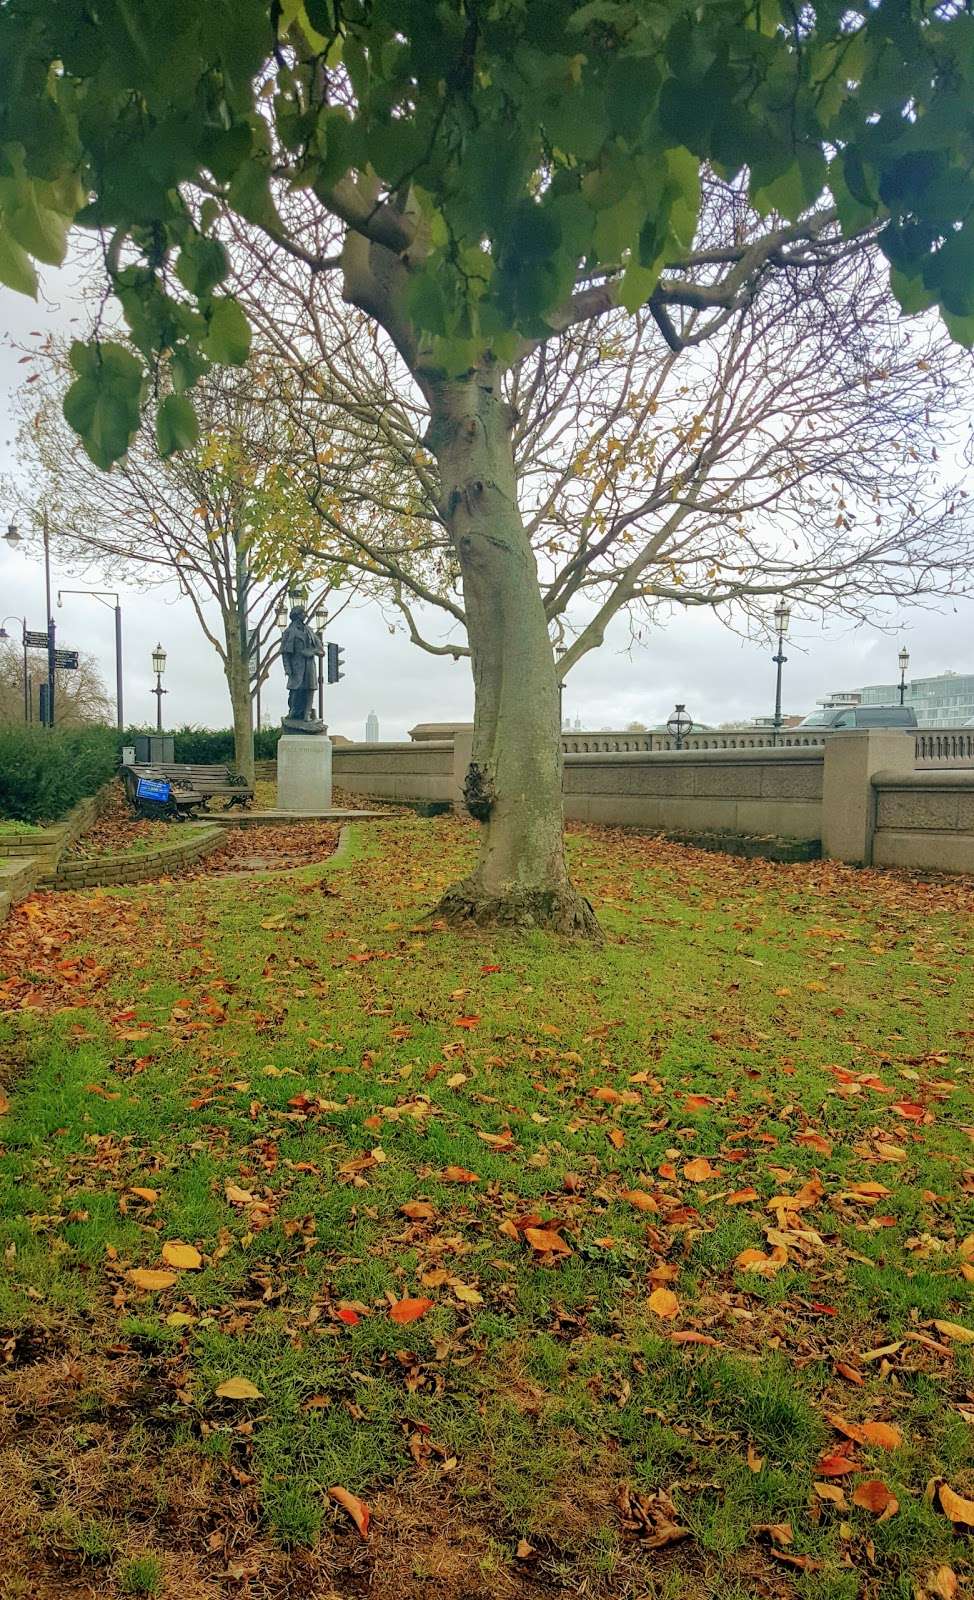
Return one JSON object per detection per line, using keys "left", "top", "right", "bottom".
{"left": 1, "top": 813, "right": 974, "bottom": 1597}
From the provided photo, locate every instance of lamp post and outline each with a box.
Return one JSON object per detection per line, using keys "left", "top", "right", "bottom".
{"left": 898, "top": 645, "right": 910, "bottom": 707}
{"left": 56, "top": 588, "right": 124, "bottom": 729}
{"left": 0, "top": 616, "right": 28, "bottom": 723}
{"left": 666, "top": 703, "right": 693, "bottom": 750}
{"left": 313, "top": 607, "right": 328, "bottom": 722}
{"left": 771, "top": 598, "right": 791, "bottom": 744}
{"left": 151, "top": 642, "right": 167, "bottom": 732}
{"left": 5, "top": 516, "right": 56, "bottom": 725}
{"left": 555, "top": 643, "right": 567, "bottom": 732}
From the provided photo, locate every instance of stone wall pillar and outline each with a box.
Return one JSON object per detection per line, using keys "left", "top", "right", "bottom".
{"left": 821, "top": 732, "right": 914, "bottom": 864}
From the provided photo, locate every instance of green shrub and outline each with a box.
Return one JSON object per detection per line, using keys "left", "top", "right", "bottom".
{"left": 122, "top": 726, "right": 281, "bottom": 764}
{"left": 0, "top": 725, "right": 119, "bottom": 823}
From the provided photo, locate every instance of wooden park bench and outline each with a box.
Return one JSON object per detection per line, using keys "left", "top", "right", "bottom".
{"left": 121, "top": 763, "right": 254, "bottom": 820}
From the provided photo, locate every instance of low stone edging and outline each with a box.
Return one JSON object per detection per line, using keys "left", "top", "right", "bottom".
{"left": 0, "top": 787, "right": 113, "bottom": 923}
{"left": 47, "top": 823, "right": 225, "bottom": 889}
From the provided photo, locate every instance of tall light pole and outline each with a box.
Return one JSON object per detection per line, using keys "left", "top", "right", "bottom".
{"left": 57, "top": 588, "right": 124, "bottom": 729}
{"left": 314, "top": 606, "right": 328, "bottom": 722}
{"left": 0, "top": 615, "right": 28, "bottom": 723}
{"left": 151, "top": 642, "right": 167, "bottom": 732}
{"left": 556, "top": 643, "right": 567, "bottom": 732}
{"left": 771, "top": 598, "right": 791, "bottom": 744}
{"left": 898, "top": 645, "right": 910, "bottom": 707}
{"left": 4, "top": 517, "right": 55, "bottom": 725}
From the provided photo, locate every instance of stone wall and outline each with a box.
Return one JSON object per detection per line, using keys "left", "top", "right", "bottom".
{"left": 333, "top": 740, "right": 454, "bottom": 804}
{"left": 562, "top": 748, "right": 824, "bottom": 839}
{"left": 872, "top": 771, "right": 974, "bottom": 874}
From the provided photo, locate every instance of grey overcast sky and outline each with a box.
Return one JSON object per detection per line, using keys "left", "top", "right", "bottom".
{"left": 2, "top": 263, "right": 972, "bottom": 740}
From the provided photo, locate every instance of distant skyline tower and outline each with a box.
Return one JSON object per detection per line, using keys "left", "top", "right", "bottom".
{"left": 365, "top": 709, "right": 379, "bottom": 743}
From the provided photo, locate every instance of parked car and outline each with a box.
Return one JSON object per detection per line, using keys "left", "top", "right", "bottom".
{"left": 797, "top": 705, "right": 917, "bottom": 730}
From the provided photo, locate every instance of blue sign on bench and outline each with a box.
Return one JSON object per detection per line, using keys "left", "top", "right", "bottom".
{"left": 136, "top": 777, "right": 171, "bottom": 803}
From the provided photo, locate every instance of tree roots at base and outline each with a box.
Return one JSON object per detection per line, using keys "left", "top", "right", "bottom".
{"left": 436, "top": 878, "right": 602, "bottom": 939}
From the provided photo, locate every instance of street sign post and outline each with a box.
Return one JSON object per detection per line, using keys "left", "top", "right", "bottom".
{"left": 52, "top": 649, "right": 79, "bottom": 669}
{"left": 24, "top": 630, "right": 47, "bottom": 649}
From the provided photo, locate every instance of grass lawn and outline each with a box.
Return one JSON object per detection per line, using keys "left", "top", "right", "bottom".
{"left": 1, "top": 815, "right": 973, "bottom": 1599}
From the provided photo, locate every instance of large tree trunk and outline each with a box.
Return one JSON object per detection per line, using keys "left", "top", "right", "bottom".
{"left": 426, "top": 367, "right": 599, "bottom": 937}
{"left": 226, "top": 642, "right": 255, "bottom": 785}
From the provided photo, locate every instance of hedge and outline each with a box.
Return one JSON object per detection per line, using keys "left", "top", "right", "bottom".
{"left": 121, "top": 725, "right": 282, "bottom": 763}
{"left": 0, "top": 726, "right": 120, "bottom": 823}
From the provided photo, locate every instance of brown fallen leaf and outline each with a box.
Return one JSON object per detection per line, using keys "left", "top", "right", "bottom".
{"left": 607, "top": 1127, "right": 625, "bottom": 1150}
{"left": 938, "top": 1481, "right": 974, "bottom": 1525}
{"left": 683, "top": 1157, "right": 720, "bottom": 1182}
{"left": 524, "top": 1226, "right": 572, "bottom": 1257}
{"left": 925, "top": 1564, "right": 959, "bottom": 1599}
{"left": 669, "top": 1330, "right": 720, "bottom": 1347}
{"left": 753, "top": 1521, "right": 793, "bottom": 1547}
{"left": 224, "top": 1182, "right": 256, "bottom": 1205}
{"left": 851, "top": 1479, "right": 898, "bottom": 1518}
{"left": 514, "top": 1538, "right": 538, "bottom": 1561}
{"left": 388, "top": 1297, "right": 434, "bottom": 1323}
{"left": 933, "top": 1319, "right": 974, "bottom": 1344}
{"left": 648, "top": 1287, "right": 679, "bottom": 1319}
{"left": 0, "top": 1093, "right": 10, "bottom": 1116}
{"left": 442, "top": 1166, "right": 480, "bottom": 1184}
{"left": 747, "top": 1443, "right": 764, "bottom": 1473}
{"left": 621, "top": 1188, "right": 659, "bottom": 1213}
{"left": 816, "top": 1451, "right": 859, "bottom": 1478}
{"left": 813, "top": 1482, "right": 849, "bottom": 1509}
{"left": 215, "top": 1377, "right": 262, "bottom": 1400}
{"left": 727, "top": 1187, "right": 758, "bottom": 1205}
{"left": 127, "top": 1268, "right": 177, "bottom": 1291}
{"left": 329, "top": 1485, "right": 370, "bottom": 1538}
{"left": 400, "top": 1200, "right": 436, "bottom": 1221}
{"left": 129, "top": 1186, "right": 159, "bottom": 1203}
{"left": 770, "top": 1551, "right": 822, "bottom": 1572}
{"left": 829, "top": 1416, "right": 902, "bottom": 1450}
{"left": 161, "top": 1240, "right": 203, "bottom": 1271}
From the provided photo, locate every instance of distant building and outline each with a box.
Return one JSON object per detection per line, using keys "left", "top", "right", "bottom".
{"left": 824, "top": 670, "right": 974, "bottom": 728}
{"left": 817, "top": 690, "right": 862, "bottom": 710}
{"left": 365, "top": 710, "right": 379, "bottom": 743}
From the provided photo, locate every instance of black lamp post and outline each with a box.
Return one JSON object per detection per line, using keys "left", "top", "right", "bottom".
{"left": 151, "top": 642, "right": 167, "bottom": 732}
{"left": 898, "top": 645, "right": 910, "bottom": 707}
{"left": 771, "top": 598, "right": 791, "bottom": 743}
{"left": 314, "top": 606, "right": 328, "bottom": 721}
{"left": 57, "top": 588, "right": 124, "bottom": 729}
{"left": 5, "top": 516, "right": 56, "bottom": 725}
{"left": 0, "top": 615, "right": 28, "bottom": 723}
{"left": 556, "top": 643, "right": 567, "bottom": 732}
{"left": 666, "top": 703, "right": 693, "bottom": 750}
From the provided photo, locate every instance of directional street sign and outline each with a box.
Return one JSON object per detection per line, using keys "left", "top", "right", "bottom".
{"left": 24, "top": 630, "right": 48, "bottom": 649}
{"left": 52, "top": 649, "right": 79, "bottom": 670}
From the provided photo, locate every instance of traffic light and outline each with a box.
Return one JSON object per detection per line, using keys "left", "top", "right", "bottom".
{"left": 326, "top": 642, "right": 345, "bottom": 684}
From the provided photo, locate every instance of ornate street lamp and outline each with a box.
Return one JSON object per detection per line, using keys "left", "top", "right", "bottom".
{"left": 666, "top": 703, "right": 693, "bottom": 750}
{"left": 314, "top": 605, "right": 328, "bottom": 721}
{"left": 771, "top": 598, "right": 791, "bottom": 742}
{"left": 151, "top": 642, "right": 167, "bottom": 732}
{"left": 898, "top": 645, "right": 910, "bottom": 707}
{"left": 275, "top": 602, "right": 289, "bottom": 630}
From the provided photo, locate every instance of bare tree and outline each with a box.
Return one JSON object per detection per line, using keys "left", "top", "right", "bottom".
{"left": 228, "top": 185, "right": 971, "bottom": 706}
{"left": 10, "top": 358, "right": 351, "bottom": 780}
{"left": 0, "top": 641, "right": 112, "bottom": 728}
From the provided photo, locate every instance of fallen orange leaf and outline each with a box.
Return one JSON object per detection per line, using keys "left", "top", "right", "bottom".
{"left": 524, "top": 1226, "right": 572, "bottom": 1256}
{"left": 851, "top": 1479, "right": 898, "bottom": 1518}
{"left": 648, "top": 1287, "right": 679, "bottom": 1319}
{"left": 329, "top": 1485, "right": 370, "bottom": 1538}
{"left": 162, "top": 1240, "right": 202, "bottom": 1271}
{"left": 126, "top": 1268, "right": 177, "bottom": 1291}
{"left": 388, "top": 1297, "right": 434, "bottom": 1324}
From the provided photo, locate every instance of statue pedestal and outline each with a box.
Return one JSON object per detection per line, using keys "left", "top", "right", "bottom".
{"left": 277, "top": 733, "right": 332, "bottom": 813}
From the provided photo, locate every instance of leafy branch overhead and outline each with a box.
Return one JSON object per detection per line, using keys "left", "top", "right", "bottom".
{"left": 3, "top": 1, "right": 974, "bottom": 465}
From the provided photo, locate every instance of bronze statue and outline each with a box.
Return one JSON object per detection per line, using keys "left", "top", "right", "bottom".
{"left": 280, "top": 606, "right": 325, "bottom": 728}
